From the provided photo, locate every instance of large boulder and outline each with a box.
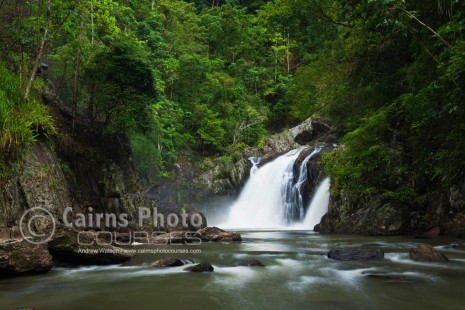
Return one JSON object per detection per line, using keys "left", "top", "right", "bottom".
{"left": 184, "top": 263, "right": 214, "bottom": 272}
{"left": 327, "top": 249, "right": 384, "bottom": 261}
{"left": 409, "top": 244, "right": 449, "bottom": 262}
{"left": 194, "top": 227, "right": 242, "bottom": 242}
{"left": 47, "top": 229, "right": 134, "bottom": 266}
{"left": 290, "top": 118, "right": 332, "bottom": 145}
{"left": 0, "top": 240, "right": 53, "bottom": 278}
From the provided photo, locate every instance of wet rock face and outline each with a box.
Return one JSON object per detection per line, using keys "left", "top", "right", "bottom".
{"left": 0, "top": 240, "right": 53, "bottom": 278}
{"left": 318, "top": 194, "right": 407, "bottom": 236}
{"left": 194, "top": 227, "right": 242, "bottom": 242}
{"left": 184, "top": 263, "right": 214, "bottom": 272}
{"left": 47, "top": 229, "right": 133, "bottom": 266}
{"left": 293, "top": 143, "right": 335, "bottom": 210}
{"left": 409, "top": 244, "right": 449, "bottom": 262}
{"left": 290, "top": 118, "right": 332, "bottom": 145}
{"left": 152, "top": 257, "right": 184, "bottom": 268}
{"left": 154, "top": 206, "right": 207, "bottom": 232}
{"left": 0, "top": 141, "right": 72, "bottom": 230}
{"left": 214, "top": 118, "right": 331, "bottom": 194}
{"left": 327, "top": 249, "right": 384, "bottom": 261}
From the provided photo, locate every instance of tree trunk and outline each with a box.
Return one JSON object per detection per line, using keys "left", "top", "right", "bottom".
{"left": 17, "top": 0, "right": 23, "bottom": 86}
{"left": 23, "top": 0, "right": 51, "bottom": 101}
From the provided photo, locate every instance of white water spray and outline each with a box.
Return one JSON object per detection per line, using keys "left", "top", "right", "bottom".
{"left": 248, "top": 156, "right": 262, "bottom": 176}
{"left": 223, "top": 149, "right": 304, "bottom": 229}
{"left": 301, "top": 178, "right": 330, "bottom": 229}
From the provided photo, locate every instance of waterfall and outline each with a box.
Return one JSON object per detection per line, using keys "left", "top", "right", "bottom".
{"left": 300, "top": 178, "right": 330, "bottom": 229}
{"left": 223, "top": 147, "right": 330, "bottom": 229}
{"left": 248, "top": 156, "right": 262, "bottom": 175}
{"left": 223, "top": 148, "right": 304, "bottom": 228}
{"left": 283, "top": 147, "right": 322, "bottom": 223}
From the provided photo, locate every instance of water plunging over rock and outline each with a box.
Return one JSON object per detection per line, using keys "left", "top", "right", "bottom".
{"left": 224, "top": 146, "right": 332, "bottom": 229}
{"left": 248, "top": 156, "right": 262, "bottom": 176}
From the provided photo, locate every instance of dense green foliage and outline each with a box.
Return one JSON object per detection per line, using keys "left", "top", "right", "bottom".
{"left": 0, "top": 64, "right": 55, "bottom": 167}
{"left": 1, "top": 0, "right": 464, "bottom": 205}
{"left": 316, "top": 1, "right": 465, "bottom": 204}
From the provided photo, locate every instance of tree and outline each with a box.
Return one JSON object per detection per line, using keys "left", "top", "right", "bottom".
{"left": 82, "top": 34, "right": 156, "bottom": 134}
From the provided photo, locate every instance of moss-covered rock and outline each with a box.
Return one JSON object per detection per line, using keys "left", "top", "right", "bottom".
{"left": 0, "top": 240, "right": 53, "bottom": 278}
{"left": 47, "top": 228, "right": 134, "bottom": 266}
{"left": 409, "top": 244, "right": 449, "bottom": 262}
{"left": 318, "top": 193, "right": 408, "bottom": 235}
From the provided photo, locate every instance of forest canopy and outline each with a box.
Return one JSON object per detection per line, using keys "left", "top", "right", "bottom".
{"left": 0, "top": 0, "right": 464, "bottom": 203}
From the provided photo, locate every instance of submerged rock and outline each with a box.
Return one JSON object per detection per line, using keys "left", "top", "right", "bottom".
{"left": 363, "top": 272, "right": 412, "bottom": 283}
{"left": 237, "top": 259, "right": 265, "bottom": 267}
{"left": 152, "top": 257, "right": 184, "bottom": 268}
{"left": 409, "top": 244, "right": 449, "bottom": 262}
{"left": 0, "top": 240, "right": 53, "bottom": 278}
{"left": 327, "top": 249, "right": 384, "bottom": 261}
{"left": 184, "top": 263, "right": 214, "bottom": 272}
{"left": 47, "top": 229, "right": 134, "bottom": 266}
{"left": 195, "top": 227, "right": 241, "bottom": 242}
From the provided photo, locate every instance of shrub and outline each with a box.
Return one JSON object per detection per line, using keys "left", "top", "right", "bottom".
{"left": 0, "top": 64, "right": 55, "bottom": 161}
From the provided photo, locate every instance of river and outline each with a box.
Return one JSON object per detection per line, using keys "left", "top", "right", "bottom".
{"left": 1, "top": 231, "right": 465, "bottom": 309}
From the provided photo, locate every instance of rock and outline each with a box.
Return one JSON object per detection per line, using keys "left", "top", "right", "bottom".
{"left": 152, "top": 257, "right": 184, "bottom": 268}
{"left": 409, "top": 244, "right": 449, "bottom": 262}
{"left": 47, "top": 229, "right": 134, "bottom": 266}
{"left": 363, "top": 272, "right": 411, "bottom": 283}
{"left": 194, "top": 227, "right": 242, "bottom": 242}
{"left": 445, "top": 213, "right": 465, "bottom": 238}
{"left": 0, "top": 240, "right": 53, "bottom": 278}
{"left": 327, "top": 249, "right": 384, "bottom": 261}
{"left": 450, "top": 243, "right": 465, "bottom": 250}
{"left": 149, "top": 231, "right": 193, "bottom": 244}
{"left": 415, "top": 226, "right": 441, "bottom": 239}
{"left": 425, "top": 226, "right": 441, "bottom": 237}
{"left": 0, "top": 141, "right": 72, "bottom": 230}
{"left": 237, "top": 259, "right": 265, "bottom": 267}
{"left": 290, "top": 118, "right": 332, "bottom": 145}
{"left": 318, "top": 193, "right": 407, "bottom": 236}
{"left": 184, "top": 263, "right": 214, "bottom": 272}
{"left": 293, "top": 143, "right": 335, "bottom": 215}
{"left": 163, "top": 208, "right": 207, "bottom": 232}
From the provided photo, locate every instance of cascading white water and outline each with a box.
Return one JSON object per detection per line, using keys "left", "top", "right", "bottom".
{"left": 223, "top": 149, "right": 304, "bottom": 228}
{"left": 301, "top": 178, "right": 330, "bottom": 229}
{"left": 292, "top": 147, "right": 322, "bottom": 221}
{"left": 248, "top": 156, "right": 262, "bottom": 176}
{"left": 223, "top": 147, "right": 330, "bottom": 230}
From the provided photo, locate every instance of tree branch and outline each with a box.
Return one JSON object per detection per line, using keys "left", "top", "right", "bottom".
{"left": 398, "top": 7, "right": 452, "bottom": 48}
{"left": 24, "top": 0, "right": 51, "bottom": 100}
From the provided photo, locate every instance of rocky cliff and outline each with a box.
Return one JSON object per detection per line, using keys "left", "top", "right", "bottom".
{"left": 318, "top": 166, "right": 465, "bottom": 237}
